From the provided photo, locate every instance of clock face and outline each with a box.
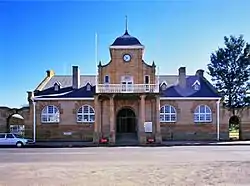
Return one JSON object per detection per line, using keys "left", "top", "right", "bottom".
{"left": 123, "top": 54, "right": 131, "bottom": 62}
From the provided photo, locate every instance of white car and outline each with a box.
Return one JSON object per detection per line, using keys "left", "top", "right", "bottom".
{"left": 0, "top": 133, "right": 34, "bottom": 147}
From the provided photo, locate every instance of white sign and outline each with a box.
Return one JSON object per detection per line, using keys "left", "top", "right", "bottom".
{"left": 144, "top": 122, "right": 153, "bottom": 133}
{"left": 63, "top": 132, "right": 72, "bottom": 136}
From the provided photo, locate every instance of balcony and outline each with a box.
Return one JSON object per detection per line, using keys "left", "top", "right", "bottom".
{"left": 96, "top": 84, "right": 159, "bottom": 93}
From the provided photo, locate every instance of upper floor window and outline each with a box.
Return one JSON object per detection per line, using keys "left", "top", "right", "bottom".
{"left": 41, "top": 105, "right": 60, "bottom": 123}
{"left": 160, "top": 105, "right": 177, "bottom": 122}
{"left": 54, "top": 82, "right": 61, "bottom": 91}
{"left": 144, "top": 75, "right": 150, "bottom": 84}
{"left": 86, "top": 84, "right": 91, "bottom": 91}
{"left": 104, "top": 75, "right": 110, "bottom": 84}
{"left": 160, "top": 81, "right": 167, "bottom": 91}
{"left": 192, "top": 80, "right": 200, "bottom": 91}
{"left": 77, "top": 105, "right": 95, "bottom": 123}
{"left": 194, "top": 105, "right": 212, "bottom": 123}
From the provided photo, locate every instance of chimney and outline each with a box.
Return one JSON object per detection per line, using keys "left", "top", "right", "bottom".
{"left": 72, "top": 66, "right": 80, "bottom": 89}
{"left": 178, "top": 67, "right": 186, "bottom": 88}
{"left": 196, "top": 69, "right": 204, "bottom": 77}
{"left": 46, "top": 70, "right": 55, "bottom": 77}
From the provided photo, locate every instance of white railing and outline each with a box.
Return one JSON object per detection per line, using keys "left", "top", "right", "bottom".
{"left": 96, "top": 84, "right": 159, "bottom": 93}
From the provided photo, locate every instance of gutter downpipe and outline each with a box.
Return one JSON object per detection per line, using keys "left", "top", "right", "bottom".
{"left": 32, "top": 99, "right": 36, "bottom": 143}
{"left": 216, "top": 99, "right": 221, "bottom": 141}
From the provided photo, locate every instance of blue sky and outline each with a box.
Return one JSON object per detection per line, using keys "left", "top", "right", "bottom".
{"left": 1, "top": 0, "right": 250, "bottom": 108}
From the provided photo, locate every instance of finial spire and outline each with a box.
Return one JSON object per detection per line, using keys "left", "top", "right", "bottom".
{"left": 125, "top": 15, "right": 128, "bottom": 34}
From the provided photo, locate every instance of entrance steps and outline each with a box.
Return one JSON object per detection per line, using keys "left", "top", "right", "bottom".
{"left": 116, "top": 133, "right": 138, "bottom": 145}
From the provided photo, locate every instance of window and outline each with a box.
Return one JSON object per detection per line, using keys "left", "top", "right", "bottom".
{"left": 77, "top": 105, "right": 95, "bottom": 123}
{"left": 160, "top": 105, "right": 177, "bottom": 122}
{"left": 54, "top": 82, "right": 61, "bottom": 91}
{"left": 104, "top": 75, "right": 109, "bottom": 84}
{"left": 0, "top": 134, "right": 5, "bottom": 138}
{"left": 192, "top": 80, "right": 200, "bottom": 91}
{"left": 41, "top": 105, "right": 60, "bottom": 123}
{"left": 194, "top": 105, "right": 212, "bottom": 123}
{"left": 161, "top": 82, "right": 167, "bottom": 91}
{"left": 6, "top": 134, "right": 14, "bottom": 138}
{"left": 86, "top": 84, "right": 91, "bottom": 91}
{"left": 144, "top": 75, "right": 150, "bottom": 84}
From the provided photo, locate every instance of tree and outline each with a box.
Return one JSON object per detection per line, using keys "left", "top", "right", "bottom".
{"left": 207, "top": 35, "right": 250, "bottom": 115}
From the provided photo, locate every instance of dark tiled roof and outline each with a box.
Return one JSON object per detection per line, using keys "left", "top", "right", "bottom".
{"left": 35, "top": 75, "right": 220, "bottom": 99}
{"left": 160, "top": 76, "right": 220, "bottom": 98}
{"left": 42, "top": 75, "right": 96, "bottom": 90}
{"left": 111, "top": 30, "right": 142, "bottom": 46}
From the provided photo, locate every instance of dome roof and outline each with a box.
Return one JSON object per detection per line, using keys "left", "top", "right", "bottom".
{"left": 111, "top": 30, "right": 143, "bottom": 46}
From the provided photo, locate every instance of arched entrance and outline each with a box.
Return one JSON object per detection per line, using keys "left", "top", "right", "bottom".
{"left": 229, "top": 115, "right": 240, "bottom": 140}
{"left": 116, "top": 107, "right": 137, "bottom": 143}
{"left": 7, "top": 114, "right": 25, "bottom": 135}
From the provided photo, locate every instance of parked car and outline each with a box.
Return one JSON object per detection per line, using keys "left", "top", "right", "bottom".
{"left": 0, "top": 133, "right": 34, "bottom": 147}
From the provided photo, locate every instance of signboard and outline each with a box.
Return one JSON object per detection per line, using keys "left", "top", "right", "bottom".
{"left": 144, "top": 122, "right": 152, "bottom": 133}
{"left": 63, "top": 132, "right": 72, "bottom": 136}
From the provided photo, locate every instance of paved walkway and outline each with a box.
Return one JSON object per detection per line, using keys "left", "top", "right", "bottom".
{"left": 32, "top": 140, "right": 250, "bottom": 148}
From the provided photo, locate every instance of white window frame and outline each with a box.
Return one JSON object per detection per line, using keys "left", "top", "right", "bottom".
{"left": 41, "top": 105, "right": 60, "bottom": 123}
{"left": 77, "top": 105, "right": 95, "bottom": 123}
{"left": 121, "top": 75, "right": 133, "bottom": 92}
{"left": 194, "top": 104, "right": 212, "bottom": 123}
{"left": 160, "top": 104, "right": 177, "bottom": 122}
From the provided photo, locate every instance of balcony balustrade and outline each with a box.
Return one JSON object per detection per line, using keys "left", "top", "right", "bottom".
{"left": 96, "top": 84, "right": 159, "bottom": 93}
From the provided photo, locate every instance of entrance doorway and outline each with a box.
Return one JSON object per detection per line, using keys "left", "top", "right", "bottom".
{"left": 116, "top": 108, "right": 137, "bottom": 143}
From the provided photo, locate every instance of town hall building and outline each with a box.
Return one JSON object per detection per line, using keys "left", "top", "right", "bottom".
{"left": 21, "top": 27, "right": 233, "bottom": 145}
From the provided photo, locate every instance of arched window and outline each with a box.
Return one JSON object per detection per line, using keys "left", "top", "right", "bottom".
{"left": 194, "top": 105, "right": 212, "bottom": 123}
{"left": 160, "top": 105, "right": 177, "bottom": 122}
{"left": 41, "top": 105, "right": 60, "bottom": 123}
{"left": 77, "top": 105, "right": 95, "bottom": 123}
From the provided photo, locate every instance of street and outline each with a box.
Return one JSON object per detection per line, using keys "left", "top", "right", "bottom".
{"left": 0, "top": 146, "right": 250, "bottom": 185}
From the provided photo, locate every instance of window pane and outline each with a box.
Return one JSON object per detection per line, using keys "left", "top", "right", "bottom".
{"left": 160, "top": 114, "right": 164, "bottom": 122}
{"left": 199, "top": 105, "right": 205, "bottom": 113}
{"left": 0, "top": 134, "right": 5, "bottom": 138}
{"left": 160, "top": 107, "right": 164, "bottom": 113}
{"left": 170, "top": 106, "right": 175, "bottom": 113}
{"left": 6, "top": 134, "right": 14, "bottom": 138}
{"left": 89, "top": 108, "right": 94, "bottom": 114}
{"left": 83, "top": 106, "right": 89, "bottom": 113}
{"left": 205, "top": 106, "right": 211, "bottom": 113}
{"left": 83, "top": 115, "right": 89, "bottom": 122}
{"left": 48, "top": 106, "right": 54, "bottom": 114}
{"left": 78, "top": 107, "right": 83, "bottom": 114}
{"left": 199, "top": 114, "right": 205, "bottom": 121}
{"left": 90, "top": 115, "right": 95, "bottom": 122}
{"left": 194, "top": 114, "right": 199, "bottom": 121}
{"left": 170, "top": 114, "right": 176, "bottom": 121}
{"left": 164, "top": 106, "right": 170, "bottom": 113}
{"left": 77, "top": 115, "right": 83, "bottom": 122}
{"left": 206, "top": 114, "right": 211, "bottom": 121}
{"left": 41, "top": 115, "right": 47, "bottom": 122}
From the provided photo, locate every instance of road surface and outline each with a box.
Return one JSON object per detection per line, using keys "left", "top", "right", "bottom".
{"left": 0, "top": 146, "right": 250, "bottom": 186}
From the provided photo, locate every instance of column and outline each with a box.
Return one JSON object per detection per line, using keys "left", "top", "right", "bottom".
{"left": 109, "top": 95, "right": 115, "bottom": 144}
{"left": 93, "top": 96, "right": 100, "bottom": 143}
{"left": 155, "top": 96, "right": 162, "bottom": 143}
{"left": 139, "top": 95, "right": 146, "bottom": 144}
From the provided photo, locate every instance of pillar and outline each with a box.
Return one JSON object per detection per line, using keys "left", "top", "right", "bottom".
{"left": 155, "top": 96, "right": 162, "bottom": 143}
{"left": 93, "top": 96, "right": 100, "bottom": 143}
{"left": 139, "top": 95, "right": 146, "bottom": 144}
{"left": 109, "top": 95, "right": 115, "bottom": 144}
